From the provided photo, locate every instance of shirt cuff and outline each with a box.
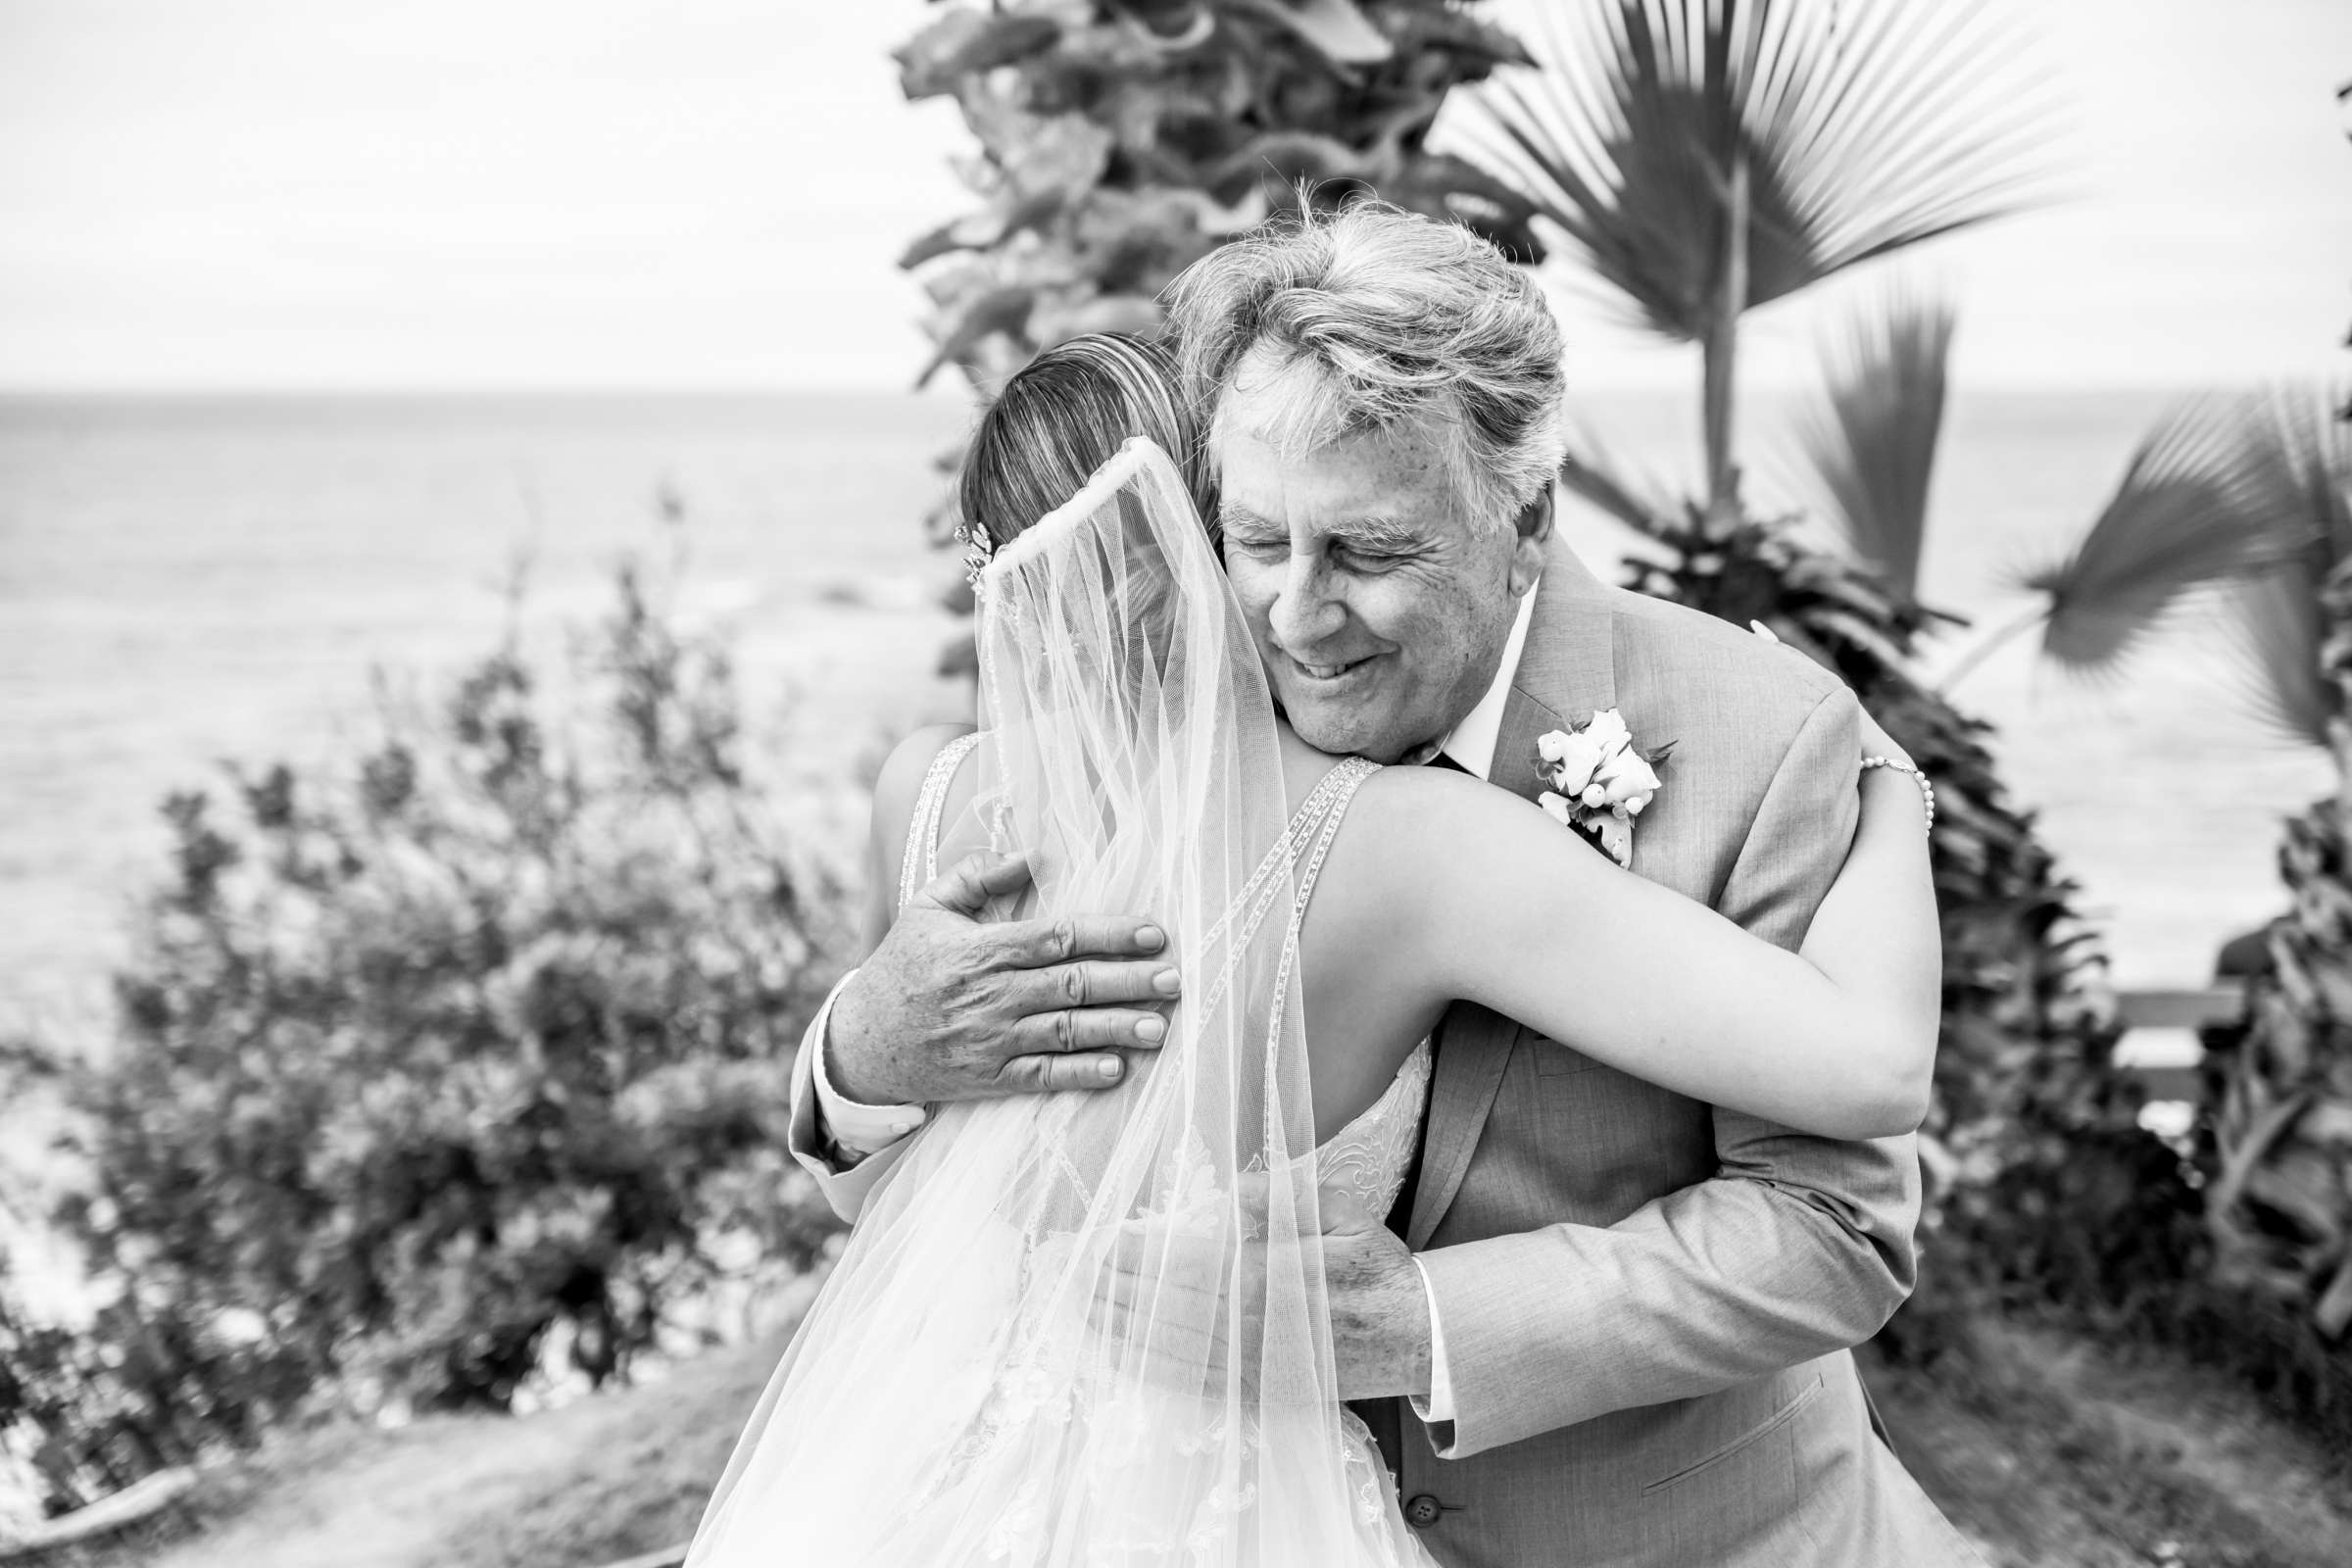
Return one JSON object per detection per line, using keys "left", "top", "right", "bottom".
{"left": 1407, "top": 1253, "right": 1458, "bottom": 1445}
{"left": 807, "top": 970, "right": 927, "bottom": 1162}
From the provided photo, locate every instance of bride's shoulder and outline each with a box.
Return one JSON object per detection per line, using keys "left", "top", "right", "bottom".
{"left": 1350, "top": 756, "right": 1499, "bottom": 808}
{"left": 1347, "top": 760, "right": 1524, "bottom": 845}
{"left": 871, "top": 723, "right": 978, "bottom": 843}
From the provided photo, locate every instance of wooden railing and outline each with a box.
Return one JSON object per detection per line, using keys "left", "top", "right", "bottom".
{"left": 2113, "top": 985, "right": 2241, "bottom": 1102}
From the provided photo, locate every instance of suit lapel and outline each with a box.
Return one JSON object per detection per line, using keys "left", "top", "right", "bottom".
{"left": 1408, "top": 544, "right": 1618, "bottom": 1250}
{"left": 1506, "top": 543, "right": 1618, "bottom": 767}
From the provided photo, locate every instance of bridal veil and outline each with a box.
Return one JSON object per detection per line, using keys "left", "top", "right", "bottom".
{"left": 687, "top": 438, "right": 1409, "bottom": 1564}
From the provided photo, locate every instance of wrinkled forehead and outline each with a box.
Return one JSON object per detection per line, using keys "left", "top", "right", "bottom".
{"left": 1209, "top": 345, "right": 1474, "bottom": 537}
{"left": 1212, "top": 434, "right": 1473, "bottom": 557}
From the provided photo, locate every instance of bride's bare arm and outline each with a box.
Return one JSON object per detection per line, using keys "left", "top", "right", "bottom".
{"left": 1348, "top": 757, "right": 1937, "bottom": 1139}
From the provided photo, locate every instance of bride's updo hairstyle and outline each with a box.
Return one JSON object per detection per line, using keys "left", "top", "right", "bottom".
{"left": 957, "top": 332, "right": 1207, "bottom": 553}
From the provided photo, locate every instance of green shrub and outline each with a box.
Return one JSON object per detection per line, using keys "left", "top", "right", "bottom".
{"left": 3, "top": 560, "right": 846, "bottom": 1512}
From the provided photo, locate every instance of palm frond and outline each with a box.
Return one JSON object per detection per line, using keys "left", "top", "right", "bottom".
{"left": 1557, "top": 419, "right": 1677, "bottom": 536}
{"left": 2017, "top": 394, "right": 2317, "bottom": 678}
{"left": 1791, "top": 278, "right": 1955, "bottom": 599}
{"left": 2224, "top": 569, "right": 2331, "bottom": 748}
{"left": 1453, "top": 0, "right": 2058, "bottom": 340}
{"left": 2215, "top": 388, "right": 2352, "bottom": 747}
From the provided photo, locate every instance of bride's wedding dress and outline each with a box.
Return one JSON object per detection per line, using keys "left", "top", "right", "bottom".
{"left": 686, "top": 441, "right": 1439, "bottom": 1567}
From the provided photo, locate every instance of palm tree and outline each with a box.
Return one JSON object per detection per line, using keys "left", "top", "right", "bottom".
{"left": 1459, "top": 1, "right": 2153, "bottom": 1349}
{"left": 1462, "top": 1, "right": 2303, "bottom": 698}
{"left": 1462, "top": 0, "right": 2053, "bottom": 528}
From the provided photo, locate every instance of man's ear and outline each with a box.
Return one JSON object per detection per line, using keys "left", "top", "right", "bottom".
{"left": 1507, "top": 487, "right": 1554, "bottom": 596}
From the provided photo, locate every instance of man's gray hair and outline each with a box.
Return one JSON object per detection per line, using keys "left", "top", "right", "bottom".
{"left": 1166, "top": 201, "right": 1568, "bottom": 531}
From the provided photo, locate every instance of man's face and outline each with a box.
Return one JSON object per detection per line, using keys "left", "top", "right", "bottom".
{"left": 1211, "top": 395, "right": 1546, "bottom": 763}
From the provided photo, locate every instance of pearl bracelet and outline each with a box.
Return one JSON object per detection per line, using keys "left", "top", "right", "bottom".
{"left": 1860, "top": 756, "right": 1936, "bottom": 832}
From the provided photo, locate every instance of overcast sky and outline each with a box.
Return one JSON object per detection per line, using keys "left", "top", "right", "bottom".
{"left": 1, "top": 0, "right": 2345, "bottom": 392}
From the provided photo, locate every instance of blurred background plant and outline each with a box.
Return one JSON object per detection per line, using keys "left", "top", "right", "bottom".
{"left": 0, "top": 541, "right": 848, "bottom": 1517}
{"left": 1450, "top": 0, "right": 2169, "bottom": 1362}
{"left": 1461, "top": 0, "right": 2053, "bottom": 532}
{"left": 898, "top": 0, "right": 1545, "bottom": 407}
{"left": 2163, "top": 391, "right": 2352, "bottom": 1439}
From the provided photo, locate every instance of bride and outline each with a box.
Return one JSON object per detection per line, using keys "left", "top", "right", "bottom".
{"left": 686, "top": 334, "right": 1938, "bottom": 1566}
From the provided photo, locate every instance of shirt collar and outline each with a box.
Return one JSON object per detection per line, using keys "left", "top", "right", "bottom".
{"left": 1429, "top": 577, "right": 1540, "bottom": 782}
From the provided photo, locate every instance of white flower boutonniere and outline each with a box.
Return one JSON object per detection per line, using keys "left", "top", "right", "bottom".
{"left": 1536, "top": 709, "right": 1674, "bottom": 868}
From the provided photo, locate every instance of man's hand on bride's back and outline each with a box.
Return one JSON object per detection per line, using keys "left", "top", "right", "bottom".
{"left": 825, "top": 851, "right": 1182, "bottom": 1105}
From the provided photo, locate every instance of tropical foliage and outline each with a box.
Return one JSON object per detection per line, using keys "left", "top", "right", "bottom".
{"left": 1453, "top": 0, "right": 2138, "bottom": 1300}
{"left": 0, "top": 557, "right": 847, "bottom": 1516}
{"left": 1461, "top": 0, "right": 2051, "bottom": 523}
{"left": 2207, "top": 392, "right": 2352, "bottom": 746}
{"left": 2176, "top": 94, "right": 2352, "bottom": 1367}
{"left": 1931, "top": 393, "right": 2322, "bottom": 694}
{"left": 895, "top": 0, "right": 1544, "bottom": 534}
{"left": 1791, "top": 283, "right": 1954, "bottom": 602}
{"left": 1461, "top": 2, "right": 2305, "bottom": 704}
{"left": 2183, "top": 396, "right": 2352, "bottom": 1377}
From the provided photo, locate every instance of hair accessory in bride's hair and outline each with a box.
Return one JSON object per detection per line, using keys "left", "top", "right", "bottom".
{"left": 953, "top": 516, "right": 994, "bottom": 592}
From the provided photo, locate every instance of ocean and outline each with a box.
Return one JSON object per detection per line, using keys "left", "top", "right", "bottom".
{"left": 0, "top": 387, "right": 2332, "bottom": 1044}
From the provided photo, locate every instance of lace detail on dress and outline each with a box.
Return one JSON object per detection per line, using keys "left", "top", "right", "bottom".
{"left": 1315, "top": 1037, "right": 1433, "bottom": 1218}
{"left": 1254, "top": 758, "right": 1433, "bottom": 1216}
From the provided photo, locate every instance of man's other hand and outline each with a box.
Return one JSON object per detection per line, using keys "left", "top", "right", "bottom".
{"left": 826, "top": 851, "right": 1181, "bottom": 1105}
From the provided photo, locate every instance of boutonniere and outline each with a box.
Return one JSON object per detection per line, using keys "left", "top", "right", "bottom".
{"left": 1535, "top": 709, "right": 1673, "bottom": 868}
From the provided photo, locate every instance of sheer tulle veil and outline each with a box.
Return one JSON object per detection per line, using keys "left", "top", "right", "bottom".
{"left": 685, "top": 438, "right": 1405, "bottom": 1564}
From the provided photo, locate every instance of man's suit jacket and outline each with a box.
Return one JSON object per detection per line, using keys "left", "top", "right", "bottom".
{"left": 1384, "top": 544, "right": 1976, "bottom": 1567}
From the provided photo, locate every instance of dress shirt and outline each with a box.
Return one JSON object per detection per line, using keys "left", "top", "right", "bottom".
{"left": 800, "top": 970, "right": 926, "bottom": 1160}
{"left": 808, "top": 579, "right": 1544, "bottom": 1428}
{"left": 1405, "top": 573, "right": 1537, "bottom": 1432}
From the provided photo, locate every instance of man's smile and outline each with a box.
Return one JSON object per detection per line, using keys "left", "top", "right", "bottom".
{"left": 1284, "top": 651, "right": 1384, "bottom": 685}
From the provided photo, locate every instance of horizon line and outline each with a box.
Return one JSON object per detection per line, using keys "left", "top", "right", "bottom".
{"left": 0, "top": 375, "right": 2289, "bottom": 403}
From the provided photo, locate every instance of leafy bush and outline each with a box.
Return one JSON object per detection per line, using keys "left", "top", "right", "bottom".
{"left": 2, "top": 561, "right": 846, "bottom": 1512}
{"left": 897, "top": 0, "right": 1541, "bottom": 552}
{"left": 898, "top": 0, "right": 1540, "bottom": 395}
{"left": 2171, "top": 561, "right": 2352, "bottom": 1442}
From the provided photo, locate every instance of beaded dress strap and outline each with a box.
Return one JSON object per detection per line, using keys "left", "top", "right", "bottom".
{"left": 1179, "top": 757, "right": 1377, "bottom": 1029}
{"left": 1283, "top": 757, "right": 1380, "bottom": 924}
{"left": 1258, "top": 758, "right": 1381, "bottom": 1046}
{"left": 899, "top": 731, "right": 985, "bottom": 914}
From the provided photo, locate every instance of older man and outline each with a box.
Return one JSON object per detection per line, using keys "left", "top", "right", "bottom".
{"left": 788, "top": 204, "right": 1974, "bottom": 1566}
